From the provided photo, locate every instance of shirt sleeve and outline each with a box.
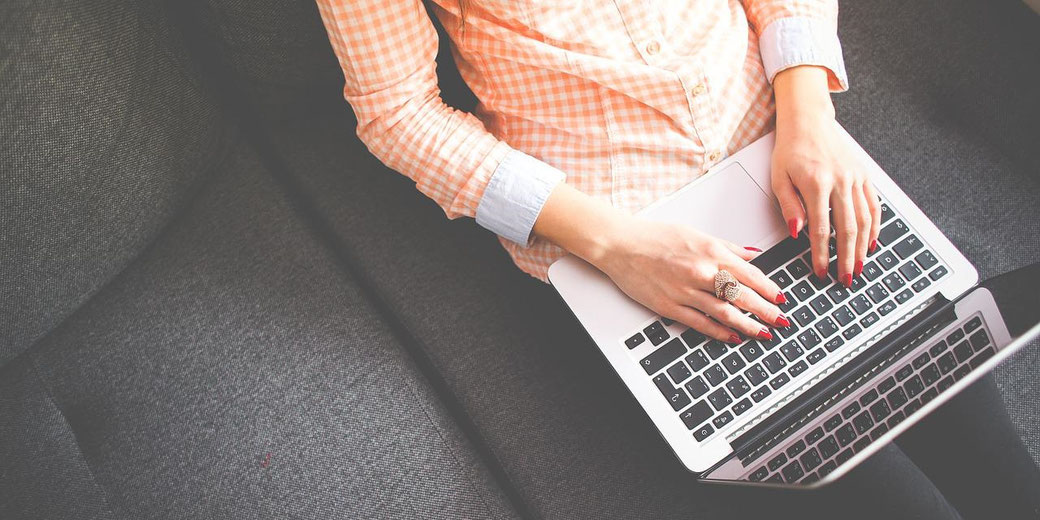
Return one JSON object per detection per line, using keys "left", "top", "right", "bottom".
{"left": 315, "top": 0, "right": 564, "bottom": 246}
{"left": 741, "top": 0, "right": 849, "bottom": 91}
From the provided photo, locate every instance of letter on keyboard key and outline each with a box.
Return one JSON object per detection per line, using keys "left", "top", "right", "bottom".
{"left": 815, "top": 317, "right": 839, "bottom": 338}
{"left": 770, "top": 269, "right": 793, "bottom": 288}
{"left": 862, "top": 261, "right": 883, "bottom": 281}
{"left": 640, "top": 338, "right": 687, "bottom": 375}
{"left": 792, "top": 305, "right": 816, "bottom": 327}
{"left": 810, "top": 294, "right": 833, "bottom": 314}
{"left": 832, "top": 305, "right": 856, "bottom": 327}
{"left": 681, "top": 401, "right": 713, "bottom": 430}
{"left": 707, "top": 388, "right": 732, "bottom": 411}
{"left": 898, "top": 261, "right": 922, "bottom": 281}
{"left": 797, "top": 329, "right": 822, "bottom": 349}
{"left": 685, "top": 376, "right": 709, "bottom": 399}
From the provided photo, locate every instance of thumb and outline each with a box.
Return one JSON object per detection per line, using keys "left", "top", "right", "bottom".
{"left": 773, "top": 174, "right": 807, "bottom": 239}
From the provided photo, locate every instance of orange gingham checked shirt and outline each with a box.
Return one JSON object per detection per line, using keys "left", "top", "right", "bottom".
{"left": 317, "top": 0, "right": 848, "bottom": 281}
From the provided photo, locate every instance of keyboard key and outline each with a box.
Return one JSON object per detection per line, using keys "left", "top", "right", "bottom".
{"left": 791, "top": 280, "right": 814, "bottom": 302}
{"left": 953, "top": 365, "right": 971, "bottom": 380}
{"left": 912, "top": 352, "right": 931, "bottom": 369}
{"left": 640, "top": 338, "right": 687, "bottom": 375}
{"left": 824, "top": 414, "right": 843, "bottom": 432}
{"left": 836, "top": 448, "right": 855, "bottom": 465}
{"left": 880, "top": 202, "right": 895, "bottom": 223}
{"left": 625, "top": 333, "right": 646, "bottom": 349}
{"left": 726, "top": 376, "right": 751, "bottom": 398}
{"left": 937, "top": 352, "right": 957, "bottom": 374}
{"left": 842, "top": 324, "right": 862, "bottom": 340}
{"left": 685, "top": 349, "right": 710, "bottom": 371}
{"left": 921, "top": 364, "right": 941, "bottom": 386}
{"left": 894, "top": 289, "right": 913, "bottom": 305}
{"left": 929, "top": 339, "right": 949, "bottom": 357}
{"left": 862, "top": 261, "right": 883, "bottom": 281}
{"left": 970, "top": 346, "right": 994, "bottom": 368}
{"left": 953, "top": 341, "right": 973, "bottom": 364}
{"left": 693, "top": 423, "right": 714, "bottom": 441}
{"left": 771, "top": 269, "right": 794, "bottom": 288}
{"left": 780, "top": 341, "right": 804, "bottom": 362}
{"left": 824, "top": 336, "right": 844, "bottom": 352}
{"left": 685, "top": 376, "right": 710, "bottom": 399}
{"left": 937, "top": 376, "right": 955, "bottom": 392}
{"left": 905, "top": 399, "right": 922, "bottom": 416}
{"left": 892, "top": 235, "right": 924, "bottom": 259}
{"left": 887, "top": 387, "right": 908, "bottom": 410}
{"left": 643, "top": 321, "right": 670, "bottom": 345}
{"left": 850, "top": 276, "right": 867, "bottom": 293}
{"left": 832, "top": 306, "right": 856, "bottom": 326}
{"left": 819, "top": 460, "right": 838, "bottom": 477}
{"left": 653, "top": 374, "right": 692, "bottom": 411}
{"left": 749, "top": 466, "right": 769, "bottom": 482}
{"left": 969, "top": 330, "right": 989, "bottom": 352}
{"left": 895, "top": 363, "right": 914, "bottom": 381}
{"left": 826, "top": 284, "right": 850, "bottom": 303}
{"left": 681, "top": 328, "right": 707, "bottom": 349}
{"left": 806, "top": 427, "right": 825, "bottom": 445}
{"left": 947, "top": 328, "right": 965, "bottom": 344}
{"left": 745, "top": 364, "right": 769, "bottom": 386}
{"left": 661, "top": 318, "right": 676, "bottom": 326}
{"left": 782, "top": 461, "right": 805, "bottom": 483}
{"left": 882, "top": 272, "right": 906, "bottom": 292}
{"left": 877, "top": 300, "right": 897, "bottom": 316}
{"left": 667, "top": 361, "right": 692, "bottom": 384}
{"left": 866, "top": 283, "right": 889, "bottom": 304}
{"left": 806, "top": 348, "right": 827, "bottom": 365}
{"left": 904, "top": 375, "right": 924, "bottom": 398}
{"left": 704, "top": 340, "right": 728, "bottom": 360}
{"left": 814, "top": 317, "right": 839, "bottom": 339}
{"left": 779, "top": 295, "right": 797, "bottom": 313}
{"left": 853, "top": 437, "right": 872, "bottom": 453}
{"left": 792, "top": 306, "right": 816, "bottom": 327}
{"left": 836, "top": 423, "right": 857, "bottom": 447}
{"left": 787, "top": 258, "right": 811, "bottom": 279}
{"left": 705, "top": 364, "right": 727, "bottom": 386}
{"left": 770, "top": 373, "right": 791, "bottom": 390}
{"left": 859, "top": 312, "right": 879, "bottom": 329}
{"left": 680, "top": 400, "right": 713, "bottom": 429}
{"left": 877, "top": 251, "right": 900, "bottom": 272}
{"left": 788, "top": 360, "right": 808, "bottom": 377}
{"left": 751, "top": 385, "right": 772, "bottom": 403}
{"left": 708, "top": 388, "right": 732, "bottom": 411}
{"left": 887, "top": 410, "right": 905, "bottom": 429}
{"left": 898, "top": 261, "right": 923, "bottom": 281}
{"left": 915, "top": 250, "right": 938, "bottom": 270}
{"left": 722, "top": 351, "right": 746, "bottom": 374}
{"left": 768, "top": 453, "right": 788, "bottom": 472}
{"left": 762, "top": 333, "right": 783, "bottom": 350}
{"left": 878, "top": 376, "right": 896, "bottom": 394}
{"left": 870, "top": 423, "right": 889, "bottom": 441}
{"left": 797, "top": 329, "right": 822, "bottom": 349}
{"left": 740, "top": 342, "right": 764, "bottom": 362}
{"left": 841, "top": 402, "right": 861, "bottom": 419}
{"left": 810, "top": 294, "right": 834, "bottom": 314}
{"left": 850, "top": 294, "right": 872, "bottom": 314}
{"left": 920, "top": 387, "right": 938, "bottom": 404}
{"left": 819, "top": 438, "right": 840, "bottom": 461}
{"left": 733, "top": 398, "right": 753, "bottom": 416}
{"left": 763, "top": 352, "right": 787, "bottom": 374}
{"left": 853, "top": 411, "right": 874, "bottom": 434}
{"left": 964, "top": 316, "right": 983, "bottom": 333}
{"left": 801, "top": 448, "right": 823, "bottom": 471}
{"left": 870, "top": 399, "right": 891, "bottom": 422}
{"left": 878, "top": 219, "right": 909, "bottom": 246}
{"left": 928, "top": 266, "right": 948, "bottom": 281}
{"left": 911, "top": 278, "right": 931, "bottom": 293}
{"left": 859, "top": 389, "right": 879, "bottom": 406}
{"left": 713, "top": 411, "right": 734, "bottom": 429}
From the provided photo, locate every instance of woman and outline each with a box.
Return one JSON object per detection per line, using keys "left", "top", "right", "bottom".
{"left": 316, "top": 1, "right": 1040, "bottom": 517}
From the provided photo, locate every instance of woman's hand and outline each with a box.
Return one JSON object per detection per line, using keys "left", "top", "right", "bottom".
{"left": 772, "top": 66, "right": 881, "bottom": 287}
{"left": 590, "top": 218, "right": 788, "bottom": 344}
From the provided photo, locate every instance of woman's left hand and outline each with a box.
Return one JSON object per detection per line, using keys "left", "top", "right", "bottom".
{"left": 770, "top": 66, "right": 881, "bottom": 288}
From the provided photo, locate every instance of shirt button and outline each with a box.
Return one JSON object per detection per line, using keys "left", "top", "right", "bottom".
{"left": 690, "top": 83, "right": 706, "bottom": 96}
{"left": 708, "top": 151, "right": 721, "bottom": 162}
{"left": 645, "top": 40, "right": 661, "bottom": 55}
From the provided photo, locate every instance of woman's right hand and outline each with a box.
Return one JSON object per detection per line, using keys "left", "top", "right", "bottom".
{"left": 589, "top": 217, "right": 790, "bottom": 344}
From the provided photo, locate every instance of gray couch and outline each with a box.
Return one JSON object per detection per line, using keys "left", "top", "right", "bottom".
{"left": 1, "top": 1, "right": 1037, "bottom": 518}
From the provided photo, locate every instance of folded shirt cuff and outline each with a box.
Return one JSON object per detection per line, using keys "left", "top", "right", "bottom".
{"left": 475, "top": 149, "right": 566, "bottom": 247}
{"left": 759, "top": 16, "right": 849, "bottom": 92}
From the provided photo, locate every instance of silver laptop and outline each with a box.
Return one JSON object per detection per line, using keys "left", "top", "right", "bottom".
{"left": 548, "top": 126, "right": 1040, "bottom": 487}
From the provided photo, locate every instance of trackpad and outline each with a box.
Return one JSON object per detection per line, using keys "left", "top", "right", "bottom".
{"left": 642, "top": 163, "right": 785, "bottom": 248}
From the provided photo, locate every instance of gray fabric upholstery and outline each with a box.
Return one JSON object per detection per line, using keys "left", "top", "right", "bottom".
{"left": 0, "top": 0, "right": 226, "bottom": 367}
{"left": 0, "top": 135, "right": 519, "bottom": 520}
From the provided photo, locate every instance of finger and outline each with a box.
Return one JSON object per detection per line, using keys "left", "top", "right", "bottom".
{"left": 722, "top": 240, "right": 762, "bottom": 261}
{"left": 685, "top": 289, "right": 773, "bottom": 341}
{"left": 722, "top": 255, "right": 787, "bottom": 306}
{"left": 664, "top": 303, "right": 741, "bottom": 344}
{"left": 863, "top": 182, "right": 882, "bottom": 254}
{"left": 831, "top": 183, "right": 858, "bottom": 288}
{"left": 772, "top": 173, "right": 807, "bottom": 238}
{"left": 804, "top": 181, "right": 833, "bottom": 281}
{"left": 851, "top": 182, "right": 872, "bottom": 277}
{"left": 728, "top": 277, "right": 788, "bottom": 330}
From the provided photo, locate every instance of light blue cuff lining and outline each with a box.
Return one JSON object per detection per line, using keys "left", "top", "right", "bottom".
{"left": 475, "top": 149, "right": 566, "bottom": 247}
{"left": 759, "top": 17, "right": 849, "bottom": 91}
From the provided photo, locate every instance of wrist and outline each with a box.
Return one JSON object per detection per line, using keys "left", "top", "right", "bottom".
{"left": 773, "top": 66, "right": 835, "bottom": 131}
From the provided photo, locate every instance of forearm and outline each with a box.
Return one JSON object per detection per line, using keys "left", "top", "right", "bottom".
{"left": 532, "top": 182, "right": 629, "bottom": 267}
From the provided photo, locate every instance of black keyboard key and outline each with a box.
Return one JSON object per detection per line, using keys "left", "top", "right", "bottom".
{"left": 862, "top": 261, "right": 883, "bottom": 281}
{"left": 667, "top": 362, "right": 692, "bottom": 384}
{"left": 770, "top": 269, "right": 794, "bottom": 288}
{"left": 969, "top": 330, "right": 989, "bottom": 352}
{"left": 782, "top": 461, "right": 805, "bottom": 483}
{"left": 680, "top": 400, "right": 713, "bottom": 430}
{"left": 953, "top": 341, "right": 973, "bottom": 364}
{"left": 898, "top": 261, "right": 923, "bottom": 281}
{"left": 814, "top": 317, "right": 839, "bottom": 339}
{"left": 911, "top": 278, "right": 931, "bottom": 293}
{"left": 882, "top": 272, "right": 906, "bottom": 292}
{"left": 776, "top": 323, "right": 799, "bottom": 339}
{"left": 779, "top": 295, "right": 797, "bottom": 313}
{"left": 880, "top": 202, "right": 895, "bottom": 223}
{"left": 704, "top": 340, "right": 728, "bottom": 360}
{"left": 892, "top": 235, "right": 924, "bottom": 259}
{"left": 832, "top": 306, "right": 856, "bottom": 326}
{"left": 819, "top": 460, "right": 838, "bottom": 477}
{"left": 853, "top": 411, "right": 874, "bottom": 434}
{"left": 788, "top": 360, "right": 808, "bottom": 377}
{"left": 929, "top": 339, "right": 949, "bottom": 357}
{"left": 787, "top": 258, "right": 811, "bottom": 279}
{"left": 824, "top": 414, "right": 843, "bottom": 432}
{"left": 797, "top": 329, "right": 822, "bottom": 350}
{"left": 824, "top": 336, "right": 844, "bottom": 352}
{"left": 749, "top": 466, "right": 769, "bottom": 482}
{"left": 768, "top": 453, "right": 788, "bottom": 472}
{"left": 739, "top": 342, "right": 764, "bottom": 362}
{"left": 751, "top": 385, "right": 772, "bottom": 403}
{"left": 964, "top": 316, "right": 983, "bottom": 333}
{"left": 806, "top": 427, "right": 825, "bottom": 445}
{"left": 644, "top": 321, "right": 670, "bottom": 345}
{"left": 928, "top": 266, "right": 948, "bottom": 281}
{"left": 625, "top": 333, "right": 646, "bottom": 349}
{"left": 693, "top": 423, "right": 714, "bottom": 441}
{"left": 640, "top": 338, "right": 687, "bottom": 375}
{"left": 947, "top": 328, "right": 965, "bottom": 344}
{"left": 877, "top": 300, "right": 897, "bottom": 316}
{"left": 859, "top": 389, "right": 879, "bottom": 406}
{"left": 920, "top": 387, "right": 938, "bottom": 404}
{"left": 780, "top": 341, "right": 804, "bottom": 362}
{"left": 912, "top": 352, "right": 931, "bottom": 369}
{"left": 921, "top": 364, "right": 941, "bottom": 386}
{"left": 887, "top": 410, "right": 905, "bottom": 429}
{"left": 770, "top": 373, "right": 791, "bottom": 390}
{"left": 971, "top": 348, "right": 992, "bottom": 369}
{"left": 870, "top": 423, "right": 889, "bottom": 442}
{"left": 762, "top": 333, "right": 784, "bottom": 350}
{"left": 685, "top": 376, "right": 710, "bottom": 399}
{"left": 904, "top": 375, "right": 924, "bottom": 398}
{"left": 877, "top": 251, "right": 899, "bottom": 272}
{"left": 905, "top": 399, "right": 922, "bottom": 416}
{"left": 801, "top": 448, "right": 823, "bottom": 471}
{"left": 751, "top": 234, "right": 811, "bottom": 275}
{"left": 726, "top": 376, "right": 751, "bottom": 398}
{"left": 806, "top": 348, "right": 827, "bottom": 365}
{"left": 878, "top": 219, "right": 909, "bottom": 246}
{"left": 819, "top": 435, "right": 840, "bottom": 459}
{"left": 791, "top": 280, "right": 814, "bottom": 302}
{"left": 786, "top": 439, "right": 807, "bottom": 458}
{"left": 841, "top": 402, "right": 861, "bottom": 420}
{"left": 722, "top": 351, "right": 746, "bottom": 374}
{"left": 733, "top": 398, "right": 753, "bottom": 416}
{"left": 894, "top": 289, "right": 913, "bottom": 305}
{"left": 763, "top": 352, "right": 787, "bottom": 374}
{"left": 879, "top": 376, "right": 896, "bottom": 394}
{"left": 685, "top": 349, "right": 710, "bottom": 371}
{"left": 953, "top": 365, "right": 971, "bottom": 380}
{"left": 937, "top": 352, "right": 957, "bottom": 374}
{"left": 887, "top": 387, "right": 908, "bottom": 409}
{"left": 937, "top": 376, "right": 955, "bottom": 392}
{"left": 792, "top": 306, "right": 816, "bottom": 327}
{"left": 850, "top": 276, "right": 868, "bottom": 293}
{"left": 853, "top": 437, "right": 872, "bottom": 453}
{"left": 661, "top": 318, "right": 676, "bottom": 326}
{"left": 745, "top": 364, "right": 769, "bottom": 386}
{"left": 850, "top": 294, "right": 873, "bottom": 314}
{"left": 866, "top": 283, "right": 890, "bottom": 304}
{"left": 836, "top": 423, "right": 857, "bottom": 447}
{"left": 915, "top": 250, "right": 938, "bottom": 270}
{"left": 836, "top": 448, "right": 855, "bottom": 465}
{"left": 826, "top": 284, "right": 850, "bottom": 303}
{"left": 870, "top": 399, "right": 891, "bottom": 422}
{"left": 713, "top": 411, "right": 734, "bottom": 429}
{"left": 653, "top": 374, "right": 692, "bottom": 411}
{"left": 810, "top": 294, "right": 834, "bottom": 314}
{"left": 842, "top": 324, "right": 862, "bottom": 340}
{"left": 707, "top": 388, "right": 732, "bottom": 411}
{"left": 681, "top": 328, "right": 707, "bottom": 349}
{"left": 859, "top": 312, "right": 880, "bottom": 329}
{"left": 705, "top": 364, "right": 727, "bottom": 386}
{"left": 894, "top": 363, "right": 914, "bottom": 381}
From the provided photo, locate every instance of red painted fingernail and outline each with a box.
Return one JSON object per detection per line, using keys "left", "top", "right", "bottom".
{"left": 788, "top": 218, "right": 800, "bottom": 239}
{"left": 745, "top": 246, "right": 762, "bottom": 252}
{"left": 756, "top": 328, "right": 773, "bottom": 340}
{"left": 841, "top": 273, "right": 853, "bottom": 288}
{"left": 775, "top": 314, "right": 790, "bottom": 328}
{"left": 854, "top": 260, "right": 863, "bottom": 277}
{"left": 869, "top": 239, "right": 877, "bottom": 253}
{"left": 728, "top": 334, "right": 742, "bottom": 344}
{"left": 816, "top": 268, "right": 828, "bottom": 280}
{"left": 775, "top": 292, "right": 787, "bottom": 304}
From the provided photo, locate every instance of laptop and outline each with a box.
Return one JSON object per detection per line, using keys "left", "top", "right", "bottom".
{"left": 547, "top": 126, "right": 1040, "bottom": 487}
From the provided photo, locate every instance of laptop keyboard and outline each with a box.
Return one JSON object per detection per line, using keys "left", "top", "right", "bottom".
{"left": 744, "top": 314, "right": 994, "bottom": 484}
{"left": 623, "top": 201, "right": 951, "bottom": 444}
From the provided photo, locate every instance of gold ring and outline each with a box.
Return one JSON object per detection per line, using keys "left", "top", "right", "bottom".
{"left": 714, "top": 270, "right": 742, "bottom": 302}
